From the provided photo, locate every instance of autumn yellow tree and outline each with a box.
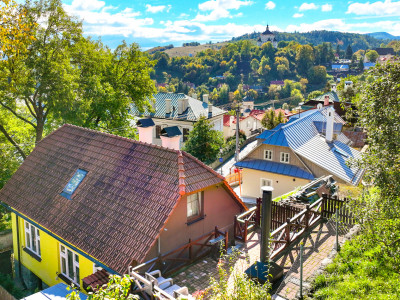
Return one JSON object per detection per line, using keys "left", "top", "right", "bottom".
{"left": 0, "top": 0, "right": 36, "bottom": 56}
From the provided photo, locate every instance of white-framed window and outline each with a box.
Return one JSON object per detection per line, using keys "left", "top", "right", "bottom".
{"left": 60, "top": 245, "right": 80, "bottom": 286}
{"left": 187, "top": 192, "right": 202, "bottom": 219}
{"left": 264, "top": 150, "right": 273, "bottom": 161}
{"left": 280, "top": 152, "right": 290, "bottom": 163}
{"left": 261, "top": 178, "right": 273, "bottom": 189}
{"left": 25, "top": 221, "right": 40, "bottom": 257}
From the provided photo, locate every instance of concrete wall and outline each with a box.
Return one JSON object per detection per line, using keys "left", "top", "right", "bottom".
{"left": 144, "top": 184, "right": 243, "bottom": 261}
{"left": 12, "top": 213, "right": 97, "bottom": 290}
{"left": 241, "top": 168, "right": 310, "bottom": 199}
{"left": 0, "top": 285, "right": 16, "bottom": 300}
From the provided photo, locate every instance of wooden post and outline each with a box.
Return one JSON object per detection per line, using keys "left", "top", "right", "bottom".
{"left": 256, "top": 197, "right": 261, "bottom": 227}
{"left": 305, "top": 204, "right": 310, "bottom": 229}
{"left": 244, "top": 219, "right": 249, "bottom": 243}
{"left": 234, "top": 216, "right": 238, "bottom": 239}
{"left": 285, "top": 217, "right": 291, "bottom": 246}
{"left": 224, "top": 231, "right": 229, "bottom": 252}
{"left": 321, "top": 193, "right": 326, "bottom": 219}
{"left": 188, "top": 238, "right": 192, "bottom": 261}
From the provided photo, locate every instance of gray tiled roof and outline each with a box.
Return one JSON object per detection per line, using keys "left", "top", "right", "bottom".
{"left": 249, "top": 107, "right": 363, "bottom": 185}
{"left": 130, "top": 93, "right": 225, "bottom": 122}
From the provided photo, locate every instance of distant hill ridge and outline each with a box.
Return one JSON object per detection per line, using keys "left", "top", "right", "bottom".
{"left": 367, "top": 32, "right": 400, "bottom": 40}
{"left": 232, "top": 30, "right": 392, "bottom": 51}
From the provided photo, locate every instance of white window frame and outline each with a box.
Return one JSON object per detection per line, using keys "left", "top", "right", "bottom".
{"left": 260, "top": 178, "right": 273, "bottom": 190}
{"left": 60, "top": 244, "right": 80, "bottom": 286}
{"left": 187, "top": 192, "right": 202, "bottom": 219}
{"left": 280, "top": 152, "right": 290, "bottom": 164}
{"left": 24, "top": 221, "right": 41, "bottom": 257}
{"left": 264, "top": 150, "right": 273, "bottom": 161}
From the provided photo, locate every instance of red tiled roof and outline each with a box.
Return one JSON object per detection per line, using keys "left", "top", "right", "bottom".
{"left": 249, "top": 110, "right": 266, "bottom": 121}
{"left": 0, "top": 124, "right": 238, "bottom": 274}
{"left": 82, "top": 269, "right": 110, "bottom": 291}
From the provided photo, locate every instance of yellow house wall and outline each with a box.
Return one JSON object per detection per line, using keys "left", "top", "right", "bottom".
{"left": 241, "top": 168, "right": 310, "bottom": 199}
{"left": 12, "top": 212, "right": 98, "bottom": 290}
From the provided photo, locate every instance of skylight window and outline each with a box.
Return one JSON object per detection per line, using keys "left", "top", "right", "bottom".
{"left": 61, "top": 169, "right": 87, "bottom": 199}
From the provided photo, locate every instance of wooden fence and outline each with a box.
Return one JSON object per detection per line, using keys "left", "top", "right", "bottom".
{"left": 234, "top": 194, "right": 354, "bottom": 256}
{"left": 133, "top": 227, "right": 228, "bottom": 276}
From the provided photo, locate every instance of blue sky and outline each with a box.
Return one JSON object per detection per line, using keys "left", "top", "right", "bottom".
{"left": 62, "top": 0, "right": 400, "bottom": 49}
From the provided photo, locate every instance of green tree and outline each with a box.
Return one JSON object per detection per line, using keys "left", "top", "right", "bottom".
{"left": 296, "top": 45, "right": 314, "bottom": 76}
{"left": 261, "top": 109, "right": 284, "bottom": 129}
{"left": 365, "top": 50, "right": 379, "bottom": 62}
{"left": 307, "top": 65, "right": 327, "bottom": 84}
{"left": 183, "top": 116, "right": 225, "bottom": 164}
{"left": 358, "top": 57, "right": 364, "bottom": 71}
{"left": 307, "top": 90, "right": 324, "bottom": 100}
{"left": 250, "top": 58, "right": 259, "bottom": 73}
{"left": 345, "top": 44, "right": 353, "bottom": 59}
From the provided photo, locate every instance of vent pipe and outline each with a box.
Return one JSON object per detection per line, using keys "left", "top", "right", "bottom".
{"left": 203, "top": 94, "right": 209, "bottom": 103}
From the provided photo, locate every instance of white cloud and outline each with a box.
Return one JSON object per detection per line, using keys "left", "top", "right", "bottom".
{"left": 145, "top": 4, "right": 171, "bottom": 13}
{"left": 299, "top": 3, "right": 318, "bottom": 11}
{"left": 195, "top": 0, "right": 253, "bottom": 22}
{"left": 179, "top": 13, "right": 189, "bottom": 18}
{"left": 347, "top": 0, "right": 400, "bottom": 16}
{"left": 293, "top": 13, "right": 304, "bottom": 18}
{"left": 265, "top": 1, "right": 276, "bottom": 10}
{"left": 321, "top": 4, "right": 333, "bottom": 11}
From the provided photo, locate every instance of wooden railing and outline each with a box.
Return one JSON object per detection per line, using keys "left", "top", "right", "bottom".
{"left": 133, "top": 227, "right": 228, "bottom": 276}
{"left": 234, "top": 194, "right": 354, "bottom": 258}
{"left": 225, "top": 169, "right": 242, "bottom": 186}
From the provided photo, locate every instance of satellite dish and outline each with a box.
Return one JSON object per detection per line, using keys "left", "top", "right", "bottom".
{"left": 317, "top": 103, "right": 323, "bottom": 110}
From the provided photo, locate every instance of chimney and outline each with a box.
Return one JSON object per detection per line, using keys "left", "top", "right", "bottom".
{"left": 160, "top": 126, "right": 182, "bottom": 150}
{"left": 230, "top": 115, "right": 234, "bottom": 127}
{"left": 192, "top": 93, "right": 197, "bottom": 100}
{"left": 136, "top": 118, "right": 155, "bottom": 144}
{"left": 183, "top": 96, "right": 188, "bottom": 112}
{"left": 324, "top": 95, "right": 330, "bottom": 106}
{"left": 331, "top": 84, "right": 337, "bottom": 93}
{"left": 203, "top": 94, "right": 209, "bottom": 103}
{"left": 208, "top": 103, "right": 213, "bottom": 115}
{"left": 326, "top": 106, "right": 335, "bottom": 143}
{"left": 178, "top": 98, "right": 183, "bottom": 114}
{"left": 165, "top": 98, "right": 172, "bottom": 114}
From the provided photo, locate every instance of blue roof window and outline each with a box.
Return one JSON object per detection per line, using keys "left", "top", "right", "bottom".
{"left": 61, "top": 169, "right": 88, "bottom": 200}
{"left": 333, "top": 147, "right": 349, "bottom": 158}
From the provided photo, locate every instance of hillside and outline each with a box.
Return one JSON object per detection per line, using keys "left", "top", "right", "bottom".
{"left": 232, "top": 30, "right": 387, "bottom": 51}
{"left": 367, "top": 31, "right": 400, "bottom": 40}
{"left": 147, "top": 42, "right": 228, "bottom": 57}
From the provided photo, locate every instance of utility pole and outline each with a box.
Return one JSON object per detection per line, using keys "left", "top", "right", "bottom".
{"left": 235, "top": 105, "right": 240, "bottom": 162}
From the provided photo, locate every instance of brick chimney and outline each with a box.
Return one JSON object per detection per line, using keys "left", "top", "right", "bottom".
{"left": 165, "top": 98, "right": 172, "bottom": 114}
{"left": 326, "top": 106, "right": 335, "bottom": 143}
{"left": 324, "top": 95, "right": 330, "bottom": 106}
{"left": 136, "top": 118, "right": 155, "bottom": 144}
{"left": 160, "top": 126, "right": 182, "bottom": 150}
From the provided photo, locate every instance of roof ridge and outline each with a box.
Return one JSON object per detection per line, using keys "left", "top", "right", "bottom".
{"left": 177, "top": 151, "right": 186, "bottom": 195}
{"left": 60, "top": 124, "right": 178, "bottom": 154}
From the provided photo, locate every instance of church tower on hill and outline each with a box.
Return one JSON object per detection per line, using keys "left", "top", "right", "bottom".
{"left": 257, "top": 25, "right": 277, "bottom": 48}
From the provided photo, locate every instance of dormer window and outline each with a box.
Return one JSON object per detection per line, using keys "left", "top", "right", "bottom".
{"left": 280, "top": 152, "right": 290, "bottom": 164}
{"left": 61, "top": 169, "right": 87, "bottom": 199}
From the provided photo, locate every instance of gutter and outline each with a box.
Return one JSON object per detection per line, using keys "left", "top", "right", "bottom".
{"left": 1, "top": 202, "right": 118, "bottom": 275}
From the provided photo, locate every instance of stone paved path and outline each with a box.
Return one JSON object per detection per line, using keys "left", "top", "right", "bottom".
{"left": 172, "top": 222, "right": 343, "bottom": 299}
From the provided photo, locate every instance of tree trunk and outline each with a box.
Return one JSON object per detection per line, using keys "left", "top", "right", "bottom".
{"left": 35, "top": 120, "right": 44, "bottom": 143}
{"left": 0, "top": 124, "right": 26, "bottom": 159}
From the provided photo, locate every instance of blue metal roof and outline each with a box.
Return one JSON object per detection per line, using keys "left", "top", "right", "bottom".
{"left": 332, "top": 64, "right": 349, "bottom": 69}
{"left": 250, "top": 107, "right": 363, "bottom": 185}
{"left": 313, "top": 121, "right": 343, "bottom": 134}
{"left": 236, "top": 159, "right": 314, "bottom": 180}
{"left": 23, "top": 283, "right": 88, "bottom": 300}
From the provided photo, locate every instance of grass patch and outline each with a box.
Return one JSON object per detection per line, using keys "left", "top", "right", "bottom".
{"left": 309, "top": 235, "right": 400, "bottom": 300}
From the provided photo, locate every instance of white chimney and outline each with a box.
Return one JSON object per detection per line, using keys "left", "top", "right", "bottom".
{"left": 160, "top": 126, "right": 182, "bottom": 150}
{"left": 331, "top": 84, "right": 337, "bottom": 93}
{"left": 165, "top": 98, "right": 172, "bottom": 114}
{"left": 183, "top": 96, "right": 188, "bottom": 112}
{"left": 178, "top": 98, "right": 183, "bottom": 114}
{"left": 326, "top": 106, "right": 335, "bottom": 143}
{"left": 203, "top": 94, "right": 209, "bottom": 103}
{"left": 208, "top": 103, "right": 213, "bottom": 115}
{"left": 230, "top": 115, "right": 234, "bottom": 127}
{"left": 136, "top": 118, "right": 155, "bottom": 144}
{"left": 192, "top": 93, "right": 197, "bottom": 100}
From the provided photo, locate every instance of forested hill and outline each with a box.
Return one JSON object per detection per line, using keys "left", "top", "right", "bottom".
{"left": 232, "top": 30, "right": 386, "bottom": 51}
